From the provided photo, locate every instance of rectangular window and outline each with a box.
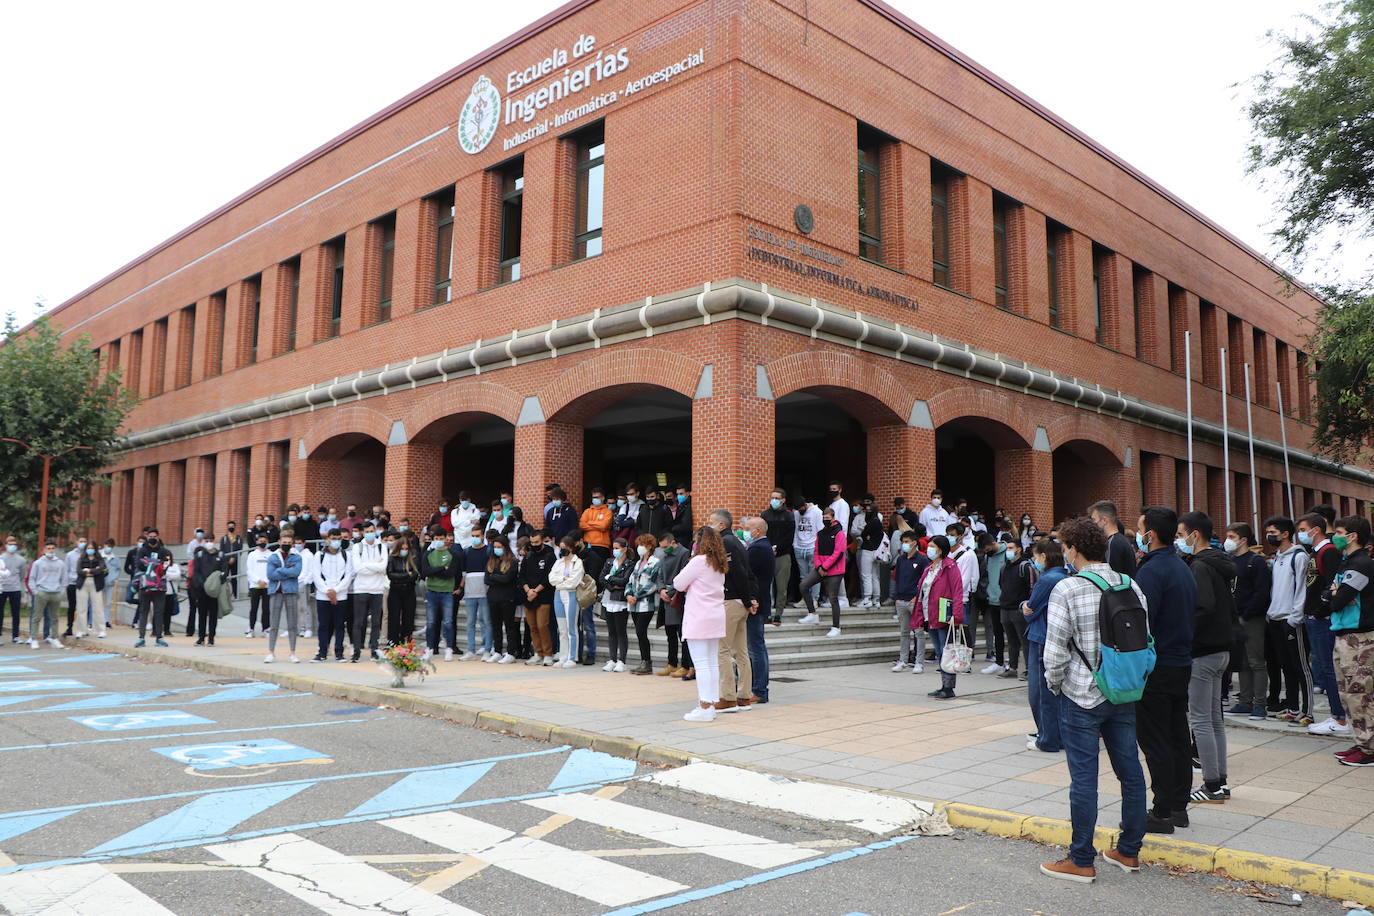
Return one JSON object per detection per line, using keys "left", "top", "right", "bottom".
{"left": 374, "top": 214, "right": 395, "bottom": 324}
{"left": 1296, "top": 350, "right": 1310, "bottom": 420}
{"left": 176, "top": 304, "right": 195, "bottom": 388}
{"left": 127, "top": 329, "right": 143, "bottom": 395}
{"left": 1200, "top": 301, "right": 1219, "bottom": 387}
{"left": 498, "top": 158, "right": 524, "bottom": 283}
{"left": 931, "top": 165, "right": 952, "bottom": 287}
{"left": 205, "top": 291, "right": 225, "bottom": 377}
{"left": 327, "top": 237, "right": 345, "bottom": 338}
{"left": 574, "top": 122, "right": 605, "bottom": 260}
{"left": 282, "top": 257, "right": 300, "bottom": 353}
{"left": 1167, "top": 283, "right": 1183, "bottom": 373}
{"left": 992, "top": 194, "right": 1010, "bottom": 309}
{"left": 1227, "top": 313, "right": 1244, "bottom": 394}
{"left": 1275, "top": 340, "right": 1292, "bottom": 413}
{"left": 246, "top": 275, "right": 262, "bottom": 365}
{"left": 1132, "top": 264, "right": 1148, "bottom": 359}
{"left": 1253, "top": 327, "right": 1271, "bottom": 407}
{"left": 106, "top": 339, "right": 121, "bottom": 381}
{"left": 429, "top": 188, "right": 455, "bottom": 304}
{"left": 858, "top": 125, "right": 883, "bottom": 263}
{"left": 1046, "top": 221, "right": 1066, "bottom": 328}
{"left": 1091, "top": 244, "right": 1109, "bottom": 344}
{"left": 149, "top": 318, "right": 168, "bottom": 396}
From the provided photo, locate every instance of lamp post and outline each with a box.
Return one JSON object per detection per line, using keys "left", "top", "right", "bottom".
{"left": 0, "top": 439, "right": 92, "bottom": 552}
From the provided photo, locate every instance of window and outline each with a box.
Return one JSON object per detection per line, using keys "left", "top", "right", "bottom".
{"left": 858, "top": 125, "right": 882, "bottom": 263}
{"left": 992, "top": 195, "right": 1011, "bottom": 309}
{"left": 1167, "top": 283, "right": 1184, "bottom": 373}
{"left": 1296, "top": 350, "right": 1311, "bottom": 420}
{"left": 1091, "top": 244, "right": 1110, "bottom": 344}
{"left": 149, "top": 318, "right": 168, "bottom": 396}
{"left": 498, "top": 157, "right": 524, "bottom": 283}
{"left": 1046, "top": 221, "right": 1067, "bottom": 328}
{"left": 931, "top": 165, "right": 953, "bottom": 287}
{"left": 1253, "top": 327, "right": 1271, "bottom": 407}
{"left": 1200, "top": 301, "right": 1219, "bottom": 386}
{"left": 429, "top": 188, "right": 455, "bottom": 304}
{"left": 128, "top": 329, "right": 143, "bottom": 394}
{"left": 573, "top": 122, "right": 605, "bottom": 260}
{"left": 176, "top": 304, "right": 195, "bottom": 388}
{"left": 246, "top": 275, "right": 262, "bottom": 365}
{"left": 1132, "top": 264, "right": 1148, "bottom": 359}
{"left": 326, "top": 237, "right": 345, "bottom": 338}
{"left": 1227, "top": 313, "right": 1244, "bottom": 394}
{"left": 373, "top": 214, "right": 395, "bottom": 324}
{"left": 282, "top": 257, "right": 300, "bottom": 353}
{"left": 1276, "top": 340, "right": 1292, "bottom": 413}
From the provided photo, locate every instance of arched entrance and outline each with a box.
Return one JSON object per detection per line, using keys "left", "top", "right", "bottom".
{"left": 309, "top": 433, "right": 386, "bottom": 512}
{"left": 580, "top": 390, "right": 693, "bottom": 500}
{"left": 774, "top": 387, "right": 906, "bottom": 507}
{"left": 410, "top": 412, "right": 516, "bottom": 508}
{"left": 935, "top": 418, "right": 1032, "bottom": 519}
{"left": 1052, "top": 438, "right": 1124, "bottom": 522}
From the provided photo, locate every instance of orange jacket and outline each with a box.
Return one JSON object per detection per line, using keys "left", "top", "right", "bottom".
{"left": 580, "top": 504, "right": 614, "bottom": 548}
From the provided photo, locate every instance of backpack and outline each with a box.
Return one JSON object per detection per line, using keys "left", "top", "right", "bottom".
{"left": 137, "top": 557, "right": 166, "bottom": 594}
{"left": 1070, "top": 570, "right": 1156, "bottom": 704}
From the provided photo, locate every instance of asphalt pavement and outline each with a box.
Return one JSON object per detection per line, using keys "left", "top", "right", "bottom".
{"left": 0, "top": 651, "right": 1348, "bottom": 914}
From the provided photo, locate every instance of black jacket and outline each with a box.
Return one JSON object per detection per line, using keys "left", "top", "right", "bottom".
{"left": 998, "top": 556, "right": 1033, "bottom": 609}
{"left": 670, "top": 500, "right": 694, "bottom": 544}
{"left": 190, "top": 552, "right": 225, "bottom": 593}
{"left": 1189, "top": 548, "right": 1237, "bottom": 658}
{"left": 76, "top": 553, "right": 107, "bottom": 590}
{"left": 519, "top": 544, "right": 556, "bottom": 605}
{"left": 579, "top": 547, "right": 605, "bottom": 583}
{"left": 1232, "top": 550, "right": 1271, "bottom": 620}
{"left": 639, "top": 502, "right": 674, "bottom": 540}
{"left": 1107, "top": 531, "right": 1138, "bottom": 576}
{"left": 760, "top": 506, "right": 795, "bottom": 557}
{"left": 747, "top": 537, "right": 777, "bottom": 617}
{"left": 483, "top": 559, "right": 520, "bottom": 605}
{"left": 294, "top": 517, "right": 320, "bottom": 544}
{"left": 219, "top": 534, "right": 244, "bottom": 570}
{"left": 386, "top": 553, "right": 420, "bottom": 589}
{"left": 721, "top": 531, "right": 757, "bottom": 604}
{"left": 858, "top": 513, "right": 884, "bottom": 552}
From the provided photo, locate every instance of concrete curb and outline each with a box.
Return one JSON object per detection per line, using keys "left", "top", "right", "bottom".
{"left": 103, "top": 643, "right": 1374, "bottom": 906}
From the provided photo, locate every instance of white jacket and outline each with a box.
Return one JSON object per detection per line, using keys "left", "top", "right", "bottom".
{"left": 313, "top": 550, "right": 354, "bottom": 596}
{"left": 245, "top": 548, "right": 272, "bottom": 589}
{"left": 295, "top": 546, "right": 318, "bottom": 593}
{"left": 951, "top": 545, "right": 979, "bottom": 603}
{"left": 1267, "top": 545, "right": 1309, "bottom": 626}
{"left": 449, "top": 504, "right": 483, "bottom": 536}
{"left": 548, "top": 554, "right": 585, "bottom": 590}
{"left": 350, "top": 541, "right": 389, "bottom": 594}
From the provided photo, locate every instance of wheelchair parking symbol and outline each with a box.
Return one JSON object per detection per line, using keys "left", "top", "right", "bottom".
{"left": 70, "top": 710, "right": 215, "bottom": 731}
{"left": 154, "top": 739, "right": 331, "bottom": 773}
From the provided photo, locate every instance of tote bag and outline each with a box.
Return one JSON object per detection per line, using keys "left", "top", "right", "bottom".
{"left": 940, "top": 624, "right": 973, "bottom": 674}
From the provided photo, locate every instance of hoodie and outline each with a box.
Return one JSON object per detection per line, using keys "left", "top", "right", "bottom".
{"left": 0, "top": 551, "right": 27, "bottom": 593}
{"left": 349, "top": 540, "right": 389, "bottom": 594}
{"left": 1322, "top": 549, "right": 1374, "bottom": 634}
{"left": 1134, "top": 546, "right": 1196, "bottom": 668}
{"left": 1188, "top": 547, "right": 1236, "bottom": 657}
{"left": 1232, "top": 550, "right": 1271, "bottom": 621}
{"left": 1267, "top": 544, "right": 1308, "bottom": 627}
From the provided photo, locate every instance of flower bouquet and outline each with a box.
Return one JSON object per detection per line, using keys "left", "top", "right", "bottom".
{"left": 379, "top": 638, "right": 436, "bottom": 687}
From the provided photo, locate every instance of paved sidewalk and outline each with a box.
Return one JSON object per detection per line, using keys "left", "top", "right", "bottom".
{"left": 62, "top": 608, "right": 1374, "bottom": 878}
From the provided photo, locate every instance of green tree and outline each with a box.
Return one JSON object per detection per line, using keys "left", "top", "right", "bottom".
{"left": 1245, "top": 0, "right": 1374, "bottom": 463}
{"left": 0, "top": 315, "right": 139, "bottom": 551}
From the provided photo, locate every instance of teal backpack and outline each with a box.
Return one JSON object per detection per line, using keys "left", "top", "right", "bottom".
{"left": 1070, "top": 571, "right": 1156, "bottom": 704}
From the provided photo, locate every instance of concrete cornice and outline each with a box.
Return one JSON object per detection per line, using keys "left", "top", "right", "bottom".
{"left": 118, "top": 278, "right": 1374, "bottom": 488}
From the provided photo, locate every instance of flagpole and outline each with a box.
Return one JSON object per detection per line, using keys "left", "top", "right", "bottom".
{"left": 1243, "top": 362, "right": 1260, "bottom": 531}
{"left": 1276, "top": 382, "right": 1296, "bottom": 519}
{"left": 1184, "top": 331, "right": 1195, "bottom": 511}
{"left": 1220, "top": 347, "right": 1231, "bottom": 523}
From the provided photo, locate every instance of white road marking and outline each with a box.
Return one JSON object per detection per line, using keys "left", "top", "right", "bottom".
{"left": 382, "top": 811, "right": 689, "bottom": 906}
{"left": 525, "top": 793, "right": 816, "bottom": 868}
{"left": 645, "top": 761, "right": 934, "bottom": 834}
{"left": 206, "top": 833, "right": 479, "bottom": 916}
{"left": 0, "top": 862, "right": 176, "bottom": 915}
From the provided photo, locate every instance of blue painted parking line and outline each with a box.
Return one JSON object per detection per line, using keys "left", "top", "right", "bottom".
{"left": 39, "top": 654, "right": 121, "bottom": 663}
{"left": 0, "top": 671, "right": 151, "bottom": 680}
{"left": 153, "top": 738, "right": 329, "bottom": 772}
{"left": 0, "top": 680, "right": 89, "bottom": 692}
{"left": 0, "top": 811, "right": 76, "bottom": 844}
{"left": 0, "top": 667, "right": 37, "bottom": 675}
{"left": 0, "top": 717, "right": 376, "bottom": 753}
{"left": 70, "top": 710, "right": 215, "bottom": 731}
{"left": 548, "top": 747, "right": 637, "bottom": 790}
{"left": 87, "top": 783, "right": 312, "bottom": 855}
{"left": 348, "top": 762, "right": 495, "bottom": 817}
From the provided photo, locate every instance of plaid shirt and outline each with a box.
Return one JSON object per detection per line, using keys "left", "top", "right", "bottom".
{"left": 1043, "top": 562, "right": 1149, "bottom": 709}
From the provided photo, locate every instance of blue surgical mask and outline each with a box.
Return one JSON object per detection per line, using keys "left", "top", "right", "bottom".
{"left": 902, "top": 541, "right": 915, "bottom": 553}
{"left": 1297, "top": 530, "right": 1314, "bottom": 546}
{"left": 85, "top": 548, "right": 95, "bottom": 556}
{"left": 677, "top": 494, "right": 687, "bottom": 504}
{"left": 740, "top": 531, "right": 753, "bottom": 543}
{"left": 494, "top": 547, "right": 505, "bottom": 557}
{"left": 1064, "top": 561, "right": 1077, "bottom": 574}
{"left": 550, "top": 499, "right": 561, "bottom": 508}
{"left": 926, "top": 545, "right": 940, "bottom": 561}
{"left": 770, "top": 498, "right": 782, "bottom": 510}
{"left": 1136, "top": 532, "right": 1149, "bottom": 551}
{"left": 398, "top": 524, "right": 409, "bottom": 532}
{"left": 472, "top": 537, "right": 484, "bottom": 548}
{"left": 327, "top": 514, "right": 337, "bottom": 521}
{"left": 329, "top": 540, "right": 341, "bottom": 550}
{"left": 364, "top": 533, "right": 376, "bottom": 542}
{"left": 1033, "top": 559, "right": 1046, "bottom": 573}
{"left": 1005, "top": 547, "right": 1016, "bottom": 559}
{"left": 501, "top": 498, "right": 511, "bottom": 507}
{"left": 1174, "top": 536, "right": 1194, "bottom": 555}
{"left": 4, "top": 545, "right": 15, "bottom": 553}
{"left": 613, "top": 547, "right": 623, "bottom": 558}
{"left": 592, "top": 498, "right": 604, "bottom": 506}
{"left": 288, "top": 515, "right": 297, "bottom": 523}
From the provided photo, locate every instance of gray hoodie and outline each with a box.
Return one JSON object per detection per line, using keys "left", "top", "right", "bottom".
{"left": 0, "top": 551, "right": 26, "bottom": 592}
{"left": 27, "top": 554, "right": 66, "bottom": 593}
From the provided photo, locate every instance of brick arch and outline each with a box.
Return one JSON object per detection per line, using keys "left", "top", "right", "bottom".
{"left": 302, "top": 406, "right": 392, "bottom": 459}
{"left": 402, "top": 379, "right": 524, "bottom": 446}
{"left": 926, "top": 386, "right": 1036, "bottom": 449}
{"left": 763, "top": 351, "right": 910, "bottom": 426}
{"left": 544, "top": 348, "right": 704, "bottom": 424}
{"left": 1044, "top": 413, "right": 1128, "bottom": 466}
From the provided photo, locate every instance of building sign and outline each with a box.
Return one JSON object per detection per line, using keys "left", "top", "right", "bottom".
{"left": 745, "top": 225, "right": 917, "bottom": 311}
{"left": 458, "top": 33, "right": 707, "bottom": 154}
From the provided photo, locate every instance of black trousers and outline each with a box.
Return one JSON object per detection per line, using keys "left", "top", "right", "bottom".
{"left": 350, "top": 593, "right": 384, "bottom": 656}
{"left": 195, "top": 587, "right": 218, "bottom": 641}
{"left": 978, "top": 600, "right": 1003, "bottom": 663}
{"left": 137, "top": 592, "right": 167, "bottom": 638}
{"left": 632, "top": 612, "right": 653, "bottom": 665}
{"left": 185, "top": 589, "right": 200, "bottom": 635}
{"left": 248, "top": 587, "right": 270, "bottom": 631}
{"left": 607, "top": 611, "right": 629, "bottom": 662}
{"left": 66, "top": 584, "right": 78, "bottom": 634}
{"left": 387, "top": 587, "right": 417, "bottom": 645}
{"left": 1001, "top": 606, "right": 1027, "bottom": 672}
{"left": 490, "top": 599, "right": 519, "bottom": 655}
{"left": 316, "top": 600, "right": 347, "bottom": 659}
{"left": 1272, "top": 619, "right": 1313, "bottom": 716}
{"left": 1, "top": 591, "right": 21, "bottom": 637}
{"left": 1137, "top": 663, "right": 1193, "bottom": 817}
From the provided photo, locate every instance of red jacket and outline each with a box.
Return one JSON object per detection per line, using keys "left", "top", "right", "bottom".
{"left": 912, "top": 557, "right": 964, "bottom": 629}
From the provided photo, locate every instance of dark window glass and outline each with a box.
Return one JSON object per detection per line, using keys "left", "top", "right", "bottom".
{"left": 1046, "top": 223, "right": 1063, "bottom": 328}
{"left": 858, "top": 126, "right": 882, "bottom": 263}
{"left": 1132, "top": 264, "right": 1147, "bottom": 358}
{"left": 499, "top": 159, "right": 524, "bottom": 283}
{"left": 328, "top": 238, "right": 345, "bottom": 338}
{"left": 1091, "top": 244, "right": 1108, "bottom": 344}
{"left": 931, "top": 167, "right": 951, "bottom": 287}
{"left": 430, "top": 189, "right": 455, "bottom": 304}
{"left": 992, "top": 196, "right": 1010, "bottom": 309}
{"left": 574, "top": 123, "right": 605, "bottom": 260}
{"left": 376, "top": 215, "right": 395, "bottom": 323}
{"left": 283, "top": 258, "right": 300, "bottom": 353}
{"left": 247, "top": 277, "right": 262, "bottom": 364}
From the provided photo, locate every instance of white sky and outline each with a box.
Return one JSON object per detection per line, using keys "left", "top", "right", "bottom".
{"left": 2, "top": 0, "right": 1357, "bottom": 331}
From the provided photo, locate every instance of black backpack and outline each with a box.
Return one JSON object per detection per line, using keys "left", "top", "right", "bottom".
{"left": 1070, "top": 571, "right": 1156, "bottom": 703}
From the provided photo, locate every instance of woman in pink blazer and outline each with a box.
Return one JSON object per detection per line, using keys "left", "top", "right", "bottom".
{"left": 672, "top": 525, "right": 728, "bottom": 723}
{"left": 914, "top": 535, "right": 965, "bottom": 700}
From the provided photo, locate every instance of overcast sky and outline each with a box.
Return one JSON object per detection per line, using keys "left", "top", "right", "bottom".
{"left": 2, "top": 0, "right": 1352, "bottom": 330}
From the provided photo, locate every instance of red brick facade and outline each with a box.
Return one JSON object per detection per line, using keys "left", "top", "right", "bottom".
{"left": 44, "top": 0, "right": 1371, "bottom": 542}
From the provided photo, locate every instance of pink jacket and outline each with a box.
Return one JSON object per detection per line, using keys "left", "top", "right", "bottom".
{"left": 912, "top": 557, "right": 964, "bottom": 629}
{"left": 814, "top": 520, "right": 847, "bottom": 576}
{"left": 672, "top": 554, "right": 726, "bottom": 639}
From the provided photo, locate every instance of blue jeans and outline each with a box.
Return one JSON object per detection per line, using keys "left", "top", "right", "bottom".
{"left": 747, "top": 610, "right": 769, "bottom": 700}
{"left": 554, "top": 590, "right": 579, "bottom": 662}
{"left": 578, "top": 604, "right": 597, "bottom": 663}
{"left": 425, "top": 590, "right": 454, "bottom": 651}
{"left": 465, "top": 596, "right": 491, "bottom": 654}
{"left": 794, "top": 548, "right": 817, "bottom": 603}
{"left": 1026, "top": 640, "right": 1062, "bottom": 751}
{"left": 1305, "top": 616, "right": 1345, "bottom": 718}
{"left": 1058, "top": 693, "right": 1147, "bottom": 867}
{"left": 930, "top": 627, "right": 956, "bottom": 692}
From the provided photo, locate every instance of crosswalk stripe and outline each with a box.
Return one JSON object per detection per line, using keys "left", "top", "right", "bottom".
{"left": 347, "top": 762, "right": 495, "bottom": 817}
{"left": 524, "top": 793, "right": 816, "bottom": 868}
{"left": 206, "top": 833, "right": 480, "bottom": 916}
{"left": 0, "top": 862, "right": 176, "bottom": 915}
{"left": 87, "top": 782, "right": 312, "bottom": 855}
{"left": 382, "top": 811, "right": 689, "bottom": 907}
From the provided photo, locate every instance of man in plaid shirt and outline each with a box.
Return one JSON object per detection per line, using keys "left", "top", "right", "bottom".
{"left": 1040, "top": 516, "right": 1149, "bottom": 884}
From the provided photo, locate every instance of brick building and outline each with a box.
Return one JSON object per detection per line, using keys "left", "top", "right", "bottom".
{"left": 56, "top": 0, "right": 1374, "bottom": 543}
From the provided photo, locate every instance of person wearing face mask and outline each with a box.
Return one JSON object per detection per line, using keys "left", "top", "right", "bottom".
{"left": 1223, "top": 523, "right": 1273, "bottom": 721}
{"left": 130, "top": 532, "right": 173, "bottom": 648}
{"left": 481, "top": 535, "right": 519, "bottom": 663}
{"left": 190, "top": 540, "right": 227, "bottom": 646}
{"left": 1318, "top": 516, "right": 1374, "bottom": 765}
{"left": 979, "top": 533, "right": 1008, "bottom": 674}
{"left": 1263, "top": 515, "right": 1313, "bottom": 727}
{"left": 311, "top": 535, "right": 352, "bottom": 662}
{"left": 263, "top": 531, "right": 303, "bottom": 663}
{"left": 853, "top": 496, "right": 884, "bottom": 609}
{"left": 544, "top": 488, "right": 578, "bottom": 543}
{"left": 999, "top": 539, "right": 1034, "bottom": 680}
{"left": 27, "top": 541, "right": 69, "bottom": 648}
{"left": 73, "top": 541, "right": 107, "bottom": 639}
{"left": 580, "top": 488, "right": 614, "bottom": 561}
{"left": 620, "top": 533, "right": 663, "bottom": 674}
{"left": 182, "top": 529, "right": 210, "bottom": 639}
{"left": 0, "top": 536, "right": 27, "bottom": 642}
{"left": 458, "top": 526, "right": 495, "bottom": 661}
{"left": 761, "top": 489, "right": 795, "bottom": 625}
{"left": 654, "top": 530, "right": 693, "bottom": 677}
{"left": 1132, "top": 507, "right": 1197, "bottom": 834}
{"left": 293, "top": 509, "right": 320, "bottom": 547}
{"left": 547, "top": 535, "right": 587, "bottom": 668}
{"left": 632, "top": 490, "right": 669, "bottom": 542}
{"left": 100, "top": 539, "right": 120, "bottom": 629}
{"left": 448, "top": 493, "right": 482, "bottom": 537}
{"left": 63, "top": 537, "right": 88, "bottom": 638}
{"left": 386, "top": 533, "right": 420, "bottom": 647}
{"left": 1176, "top": 512, "right": 1236, "bottom": 805}
{"left": 336, "top": 505, "right": 361, "bottom": 533}
{"left": 245, "top": 537, "right": 273, "bottom": 637}
{"left": 919, "top": 489, "right": 953, "bottom": 538}
{"left": 1018, "top": 515, "right": 1040, "bottom": 549}
{"left": 799, "top": 507, "right": 846, "bottom": 635}
{"left": 915, "top": 535, "right": 965, "bottom": 699}
{"left": 670, "top": 486, "right": 694, "bottom": 545}
{"left": 518, "top": 530, "right": 556, "bottom": 665}
{"left": 349, "top": 525, "right": 389, "bottom": 663}
{"left": 1298, "top": 513, "right": 1343, "bottom": 731}
{"left": 1088, "top": 501, "right": 1137, "bottom": 576}
{"left": 614, "top": 485, "right": 643, "bottom": 542}
{"left": 1023, "top": 539, "right": 1069, "bottom": 751}
{"left": 599, "top": 538, "right": 633, "bottom": 672}
{"left": 890, "top": 530, "right": 931, "bottom": 672}
{"left": 742, "top": 517, "right": 776, "bottom": 703}
{"left": 219, "top": 523, "right": 244, "bottom": 599}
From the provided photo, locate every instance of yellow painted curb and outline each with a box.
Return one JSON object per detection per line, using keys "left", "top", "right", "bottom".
{"left": 942, "top": 803, "right": 1026, "bottom": 839}
{"left": 1140, "top": 834, "right": 1218, "bottom": 871}
{"left": 1326, "top": 867, "right": 1374, "bottom": 907}
{"left": 1215, "top": 849, "right": 1330, "bottom": 898}
{"left": 591, "top": 734, "right": 645, "bottom": 758}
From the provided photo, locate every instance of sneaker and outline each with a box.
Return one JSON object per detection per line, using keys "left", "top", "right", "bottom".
{"left": 1248, "top": 709, "right": 1268, "bottom": 720}
{"left": 891, "top": 661, "right": 909, "bottom": 672}
{"left": 561, "top": 659, "right": 576, "bottom": 668}
{"left": 798, "top": 613, "right": 819, "bottom": 625}
{"left": 1040, "top": 858, "right": 1095, "bottom": 884}
{"left": 289, "top": 655, "right": 300, "bottom": 664}
{"left": 1340, "top": 751, "right": 1374, "bottom": 767}
{"left": 244, "top": 629, "right": 252, "bottom": 638}
{"left": 1189, "top": 786, "right": 1227, "bottom": 804}
{"left": 155, "top": 638, "right": 168, "bottom": 647}
{"left": 460, "top": 652, "right": 477, "bottom": 661}
{"left": 911, "top": 663, "right": 924, "bottom": 674}
{"left": 1275, "top": 710, "right": 1299, "bottom": 722}
{"left": 1145, "top": 813, "right": 1174, "bottom": 834}
{"left": 134, "top": 639, "right": 146, "bottom": 648}
{"left": 27, "top": 638, "right": 39, "bottom": 649}
{"left": 1224, "top": 704, "right": 1253, "bottom": 715}
{"left": 981, "top": 663, "right": 1005, "bottom": 675}
{"left": 485, "top": 652, "right": 500, "bottom": 663}
{"left": 443, "top": 649, "right": 453, "bottom": 661}
{"left": 602, "top": 660, "right": 616, "bottom": 672}
{"left": 75, "top": 631, "right": 87, "bottom": 638}
{"left": 825, "top": 627, "right": 842, "bottom": 638}
{"left": 264, "top": 654, "right": 275, "bottom": 663}
{"left": 97, "top": 632, "right": 106, "bottom": 639}
{"left": 1287, "top": 715, "right": 1315, "bottom": 727}
{"left": 1027, "top": 735, "right": 1040, "bottom": 751}
{"left": 997, "top": 668, "right": 1019, "bottom": 679}
{"left": 1103, "top": 848, "right": 1140, "bottom": 873}
{"left": 1018, "top": 671, "right": 1027, "bottom": 681}
{"left": 499, "top": 653, "right": 515, "bottom": 664}
{"left": 525, "top": 656, "right": 543, "bottom": 666}
{"left": 614, "top": 661, "right": 626, "bottom": 673}
{"left": 927, "top": 688, "right": 955, "bottom": 700}
{"left": 1309, "top": 717, "right": 1352, "bottom": 736}
{"left": 312, "top": 655, "right": 326, "bottom": 663}
{"left": 542, "top": 657, "right": 555, "bottom": 666}
{"left": 683, "top": 705, "right": 716, "bottom": 723}
{"left": 46, "top": 637, "right": 64, "bottom": 649}
{"left": 302, "top": 629, "right": 313, "bottom": 639}
{"left": 1335, "top": 745, "right": 1362, "bottom": 759}
{"left": 1171, "top": 809, "right": 1190, "bottom": 828}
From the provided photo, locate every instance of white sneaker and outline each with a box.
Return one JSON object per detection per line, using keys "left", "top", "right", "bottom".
{"left": 264, "top": 654, "right": 275, "bottom": 663}
{"left": 443, "top": 648, "right": 454, "bottom": 661}
{"left": 912, "top": 662, "right": 925, "bottom": 674}
{"left": 542, "top": 656, "right": 555, "bottom": 666}
{"left": 499, "top": 653, "right": 515, "bottom": 664}
{"left": 892, "top": 613, "right": 900, "bottom": 621}
{"left": 75, "top": 631, "right": 87, "bottom": 638}
{"left": 891, "top": 661, "right": 908, "bottom": 672}
{"left": 525, "top": 655, "right": 542, "bottom": 666}
{"left": 96, "top": 632, "right": 106, "bottom": 639}
{"left": 28, "top": 638, "right": 39, "bottom": 649}
{"left": 683, "top": 705, "right": 717, "bottom": 723}
{"left": 614, "top": 661, "right": 626, "bottom": 673}
{"left": 561, "top": 659, "right": 577, "bottom": 668}
{"left": 981, "top": 663, "right": 1006, "bottom": 675}
{"left": 302, "top": 629, "right": 313, "bottom": 639}
{"left": 244, "top": 629, "right": 252, "bottom": 638}
{"left": 422, "top": 648, "right": 433, "bottom": 661}
{"left": 825, "top": 627, "right": 842, "bottom": 638}
{"left": 602, "top": 660, "right": 616, "bottom": 672}
{"left": 289, "top": 655, "right": 300, "bottom": 664}
{"left": 1309, "top": 717, "right": 1352, "bottom": 736}
{"left": 460, "top": 651, "right": 477, "bottom": 661}
{"left": 798, "top": 613, "right": 820, "bottom": 625}
{"left": 47, "top": 637, "right": 64, "bottom": 649}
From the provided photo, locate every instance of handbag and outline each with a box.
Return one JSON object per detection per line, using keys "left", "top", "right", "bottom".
{"left": 875, "top": 534, "right": 891, "bottom": 565}
{"left": 940, "top": 624, "right": 973, "bottom": 674}
{"left": 575, "top": 572, "right": 598, "bottom": 609}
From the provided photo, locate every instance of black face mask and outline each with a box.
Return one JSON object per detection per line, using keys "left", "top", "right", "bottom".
{"left": 559, "top": 547, "right": 570, "bottom": 557}
{"left": 257, "top": 543, "right": 268, "bottom": 549}
{"left": 829, "top": 491, "right": 840, "bottom": 500}
{"left": 1266, "top": 534, "right": 1282, "bottom": 547}
{"left": 347, "top": 510, "right": 357, "bottom": 518}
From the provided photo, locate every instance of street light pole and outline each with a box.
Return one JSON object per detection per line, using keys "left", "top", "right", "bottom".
{"left": 0, "top": 439, "right": 92, "bottom": 552}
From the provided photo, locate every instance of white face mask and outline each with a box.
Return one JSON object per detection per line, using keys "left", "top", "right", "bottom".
{"left": 637, "top": 545, "right": 648, "bottom": 558}
{"left": 1223, "top": 538, "right": 1239, "bottom": 554}
{"left": 931, "top": 498, "right": 942, "bottom": 507}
